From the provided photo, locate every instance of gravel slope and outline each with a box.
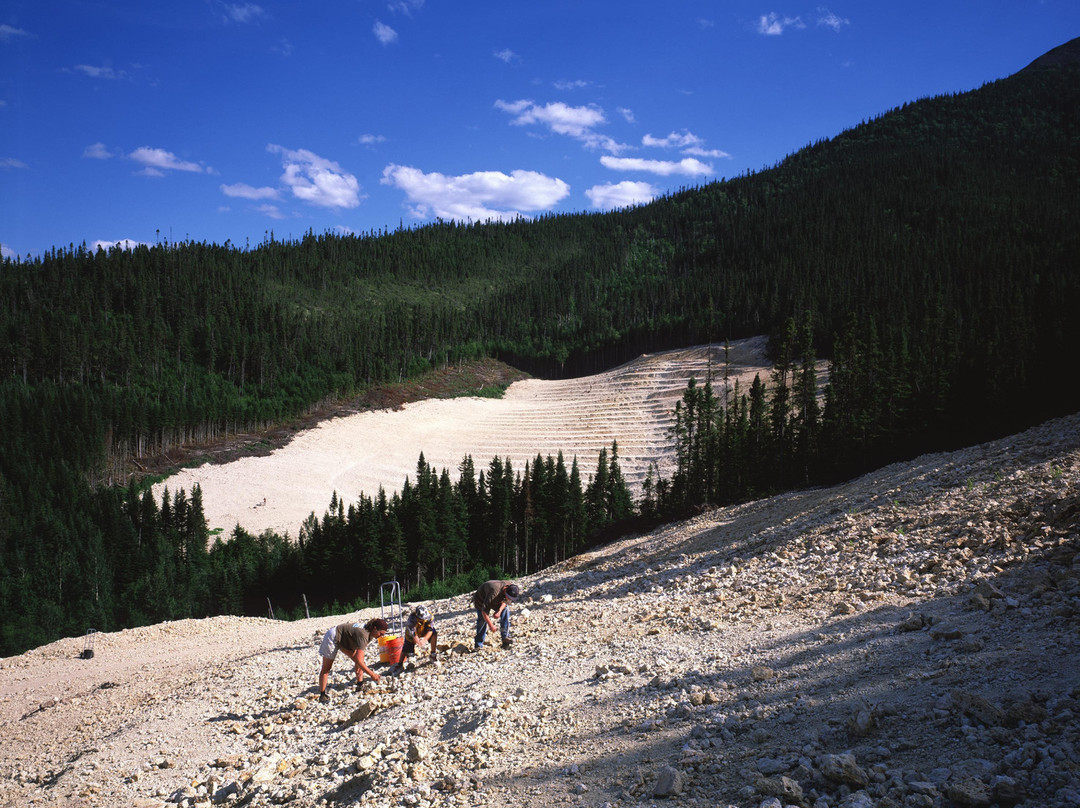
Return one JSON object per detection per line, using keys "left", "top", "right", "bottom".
{"left": 3, "top": 413, "right": 1078, "bottom": 808}
{"left": 151, "top": 338, "right": 780, "bottom": 539}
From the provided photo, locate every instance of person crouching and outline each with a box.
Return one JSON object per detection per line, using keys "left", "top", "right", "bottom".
{"left": 393, "top": 605, "right": 437, "bottom": 673}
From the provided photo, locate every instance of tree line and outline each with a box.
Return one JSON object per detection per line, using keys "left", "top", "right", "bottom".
{"left": 0, "top": 435, "right": 632, "bottom": 655}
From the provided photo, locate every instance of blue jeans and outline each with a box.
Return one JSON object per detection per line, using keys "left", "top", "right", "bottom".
{"left": 475, "top": 607, "right": 510, "bottom": 648}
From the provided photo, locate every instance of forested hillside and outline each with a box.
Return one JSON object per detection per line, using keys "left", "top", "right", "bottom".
{"left": 1, "top": 40, "right": 1078, "bottom": 656}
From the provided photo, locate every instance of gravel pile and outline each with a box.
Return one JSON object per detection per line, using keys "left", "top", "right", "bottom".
{"left": 2, "top": 413, "right": 1078, "bottom": 808}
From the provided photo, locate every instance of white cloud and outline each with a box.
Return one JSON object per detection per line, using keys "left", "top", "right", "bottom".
{"left": 817, "top": 7, "right": 849, "bottom": 32}
{"left": 600, "top": 155, "right": 714, "bottom": 177}
{"left": 553, "top": 79, "right": 590, "bottom": 91}
{"left": 129, "top": 146, "right": 207, "bottom": 175}
{"left": 220, "top": 182, "right": 279, "bottom": 200}
{"left": 618, "top": 107, "right": 635, "bottom": 124}
{"left": 223, "top": 3, "right": 266, "bottom": 23}
{"left": 92, "top": 239, "right": 147, "bottom": 252}
{"left": 493, "top": 48, "right": 517, "bottom": 63}
{"left": 381, "top": 164, "right": 569, "bottom": 223}
{"left": 373, "top": 21, "right": 398, "bottom": 44}
{"left": 389, "top": 0, "right": 425, "bottom": 15}
{"left": 359, "top": 134, "right": 387, "bottom": 146}
{"left": 1, "top": 157, "right": 29, "bottom": 169}
{"left": 757, "top": 12, "right": 804, "bottom": 35}
{"left": 1, "top": 243, "right": 16, "bottom": 260}
{"left": 586, "top": 181, "right": 657, "bottom": 211}
{"left": 1, "top": 24, "right": 32, "bottom": 41}
{"left": 268, "top": 145, "right": 362, "bottom": 209}
{"left": 495, "top": 99, "right": 629, "bottom": 153}
{"left": 74, "top": 64, "right": 127, "bottom": 80}
{"left": 642, "top": 131, "right": 731, "bottom": 160}
{"left": 642, "top": 131, "right": 704, "bottom": 150}
{"left": 683, "top": 145, "right": 731, "bottom": 159}
{"left": 257, "top": 204, "right": 286, "bottom": 219}
{"left": 83, "top": 142, "right": 114, "bottom": 160}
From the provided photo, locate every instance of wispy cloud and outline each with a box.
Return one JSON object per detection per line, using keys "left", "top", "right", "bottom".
{"left": 373, "top": 21, "right": 398, "bottom": 45}
{"left": 129, "top": 146, "right": 208, "bottom": 176}
{"left": 222, "top": 3, "right": 266, "bottom": 24}
{"left": 493, "top": 48, "right": 517, "bottom": 64}
{"left": 600, "top": 155, "right": 714, "bottom": 177}
{"left": 757, "top": 12, "right": 804, "bottom": 36}
{"left": 495, "top": 99, "right": 629, "bottom": 154}
{"left": 1, "top": 243, "right": 16, "bottom": 260}
{"left": 388, "top": 0, "right": 425, "bottom": 15}
{"left": 92, "top": 238, "right": 147, "bottom": 252}
{"left": 257, "top": 204, "right": 287, "bottom": 220}
{"left": 359, "top": 134, "right": 387, "bottom": 147}
{"left": 73, "top": 64, "right": 128, "bottom": 80}
{"left": 1, "top": 157, "right": 29, "bottom": 169}
{"left": 83, "top": 142, "right": 115, "bottom": 160}
{"left": 268, "top": 145, "right": 362, "bottom": 209}
{"left": 554, "top": 79, "right": 590, "bottom": 91}
{"left": 618, "top": 107, "right": 635, "bottom": 124}
{"left": 586, "top": 181, "right": 657, "bottom": 211}
{"left": 381, "top": 164, "right": 569, "bottom": 223}
{"left": 642, "top": 130, "right": 731, "bottom": 159}
{"left": 220, "top": 182, "right": 279, "bottom": 200}
{"left": 0, "top": 23, "right": 33, "bottom": 42}
{"left": 642, "top": 131, "right": 702, "bottom": 150}
{"left": 817, "top": 7, "right": 850, "bottom": 32}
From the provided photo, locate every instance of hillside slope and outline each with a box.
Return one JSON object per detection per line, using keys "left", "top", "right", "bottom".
{"left": 3, "top": 412, "right": 1078, "bottom": 807}
{"left": 154, "top": 337, "right": 785, "bottom": 538}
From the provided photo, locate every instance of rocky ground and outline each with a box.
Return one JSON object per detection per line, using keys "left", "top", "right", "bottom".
{"left": 2, "top": 413, "right": 1078, "bottom": 808}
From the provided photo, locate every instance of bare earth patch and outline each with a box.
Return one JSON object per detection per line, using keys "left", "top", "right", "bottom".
{"left": 152, "top": 338, "right": 778, "bottom": 538}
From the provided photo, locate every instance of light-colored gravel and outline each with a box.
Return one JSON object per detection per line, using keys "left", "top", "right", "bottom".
{"left": 3, "top": 412, "right": 1078, "bottom": 808}
{"left": 152, "top": 338, "right": 782, "bottom": 539}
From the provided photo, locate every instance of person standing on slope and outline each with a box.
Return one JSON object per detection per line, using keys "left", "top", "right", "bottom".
{"left": 316, "top": 617, "right": 388, "bottom": 703}
{"left": 473, "top": 580, "right": 520, "bottom": 650}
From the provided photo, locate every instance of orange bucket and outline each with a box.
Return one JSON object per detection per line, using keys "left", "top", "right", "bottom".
{"left": 378, "top": 635, "right": 403, "bottom": 664}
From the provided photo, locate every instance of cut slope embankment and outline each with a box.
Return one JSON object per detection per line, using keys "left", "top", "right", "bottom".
{"left": 154, "top": 337, "right": 779, "bottom": 538}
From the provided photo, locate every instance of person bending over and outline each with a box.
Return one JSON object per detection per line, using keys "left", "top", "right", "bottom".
{"left": 317, "top": 617, "right": 388, "bottom": 703}
{"left": 473, "top": 580, "right": 520, "bottom": 650}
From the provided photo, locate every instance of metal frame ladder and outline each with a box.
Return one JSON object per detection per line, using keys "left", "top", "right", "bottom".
{"left": 379, "top": 580, "right": 404, "bottom": 638}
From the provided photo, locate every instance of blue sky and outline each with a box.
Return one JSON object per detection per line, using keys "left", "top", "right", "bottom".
{"left": 2, "top": 2, "right": 1077, "bottom": 259}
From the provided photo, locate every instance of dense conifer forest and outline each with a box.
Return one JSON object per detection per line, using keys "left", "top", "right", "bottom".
{"left": 1, "top": 41, "right": 1078, "bottom": 656}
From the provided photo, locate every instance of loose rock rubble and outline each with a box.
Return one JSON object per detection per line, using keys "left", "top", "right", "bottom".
{"left": 2, "top": 413, "right": 1078, "bottom": 808}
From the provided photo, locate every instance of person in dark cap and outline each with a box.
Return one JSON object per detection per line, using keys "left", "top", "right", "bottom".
{"left": 472, "top": 580, "right": 521, "bottom": 650}
{"left": 316, "top": 617, "right": 388, "bottom": 703}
